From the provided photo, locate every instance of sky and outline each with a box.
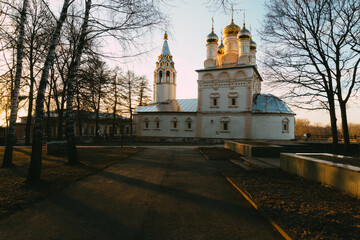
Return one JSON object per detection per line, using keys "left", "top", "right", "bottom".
{"left": 118, "top": 0, "right": 360, "bottom": 125}
{"left": 4, "top": 0, "right": 359, "bottom": 126}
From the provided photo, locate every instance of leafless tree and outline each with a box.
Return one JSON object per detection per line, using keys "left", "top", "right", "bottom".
{"left": 27, "top": 0, "right": 73, "bottom": 183}
{"left": 2, "top": 0, "right": 29, "bottom": 168}
{"left": 23, "top": 0, "right": 53, "bottom": 145}
{"left": 260, "top": 0, "right": 360, "bottom": 150}
{"left": 137, "top": 76, "right": 151, "bottom": 106}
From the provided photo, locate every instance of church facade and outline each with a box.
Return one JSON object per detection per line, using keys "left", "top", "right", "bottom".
{"left": 134, "top": 18, "right": 295, "bottom": 140}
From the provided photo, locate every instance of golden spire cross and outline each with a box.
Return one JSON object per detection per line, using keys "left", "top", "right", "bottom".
{"left": 231, "top": 5, "right": 234, "bottom": 23}
{"left": 243, "top": 11, "right": 246, "bottom": 28}
{"left": 212, "top": 16, "right": 214, "bottom": 32}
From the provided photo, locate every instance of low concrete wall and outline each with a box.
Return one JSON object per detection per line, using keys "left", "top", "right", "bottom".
{"left": 224, "top": 140, "right": 282, "bottom": 157}
{"left": 280, "top": 153, "right": 360, "bottom": 197}
{"left": 46, "top": 140, "right": 67, "bottom": 155}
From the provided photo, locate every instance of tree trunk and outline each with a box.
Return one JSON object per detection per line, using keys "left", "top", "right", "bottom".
{"left": 2, "top": 0, "right": 29, "bottom": 168}
{"left": 25, "top": 39, "right": 35, "bottom": 146}
{"left": 27, "top": 0, "right": 71, "bottom": 183}
{"left": 339, "top": 101, "right": 350, "bottom": 149}
{"left": 25, "top": 74, "right": 34, "bottom": 145}
{"left": 327, "top": 93, "right": 338, "bottom": 152}
{"left": 65, "top": 0, "right": 92, "bottom": 165}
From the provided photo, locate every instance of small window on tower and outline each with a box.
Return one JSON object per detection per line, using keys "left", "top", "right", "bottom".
{"left": 213, "top": 98, "right": 217, "bottom": 106}
{"left": 166, "top": 71, "right": 170, "bottom": 83}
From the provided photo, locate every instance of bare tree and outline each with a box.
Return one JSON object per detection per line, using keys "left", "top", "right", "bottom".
{"left": 260, "top": 0, "right": 360, "bottom": 150}
{"left": 119, "top": 70, "right": 139, "bottom": 136}
{"left": 27, "top": 0, "right": 73, "bottom": 183}
{"left": 23, "top": 0, "right": 53, "bottom": 145}
{"left": 137, "top": 76, "right": 151, "bottom": 106}
{"left": 2, "top": 0, "right": 29, "bottom": 168}
{"left": 65, "top": 0, "right": 92, "bottom": 164}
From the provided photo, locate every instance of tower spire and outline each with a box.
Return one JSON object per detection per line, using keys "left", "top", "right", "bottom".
{"left": 231, "top": 5, "right": 234, "bottom": 23}
{"left": 243, "top": 11, "right": 246, "bottom": 28}
{"left": 211, "top": 16, "right": 214, "bottom": 32}
{"left": 164, "top": 31, "right": 168, "bottom": 40}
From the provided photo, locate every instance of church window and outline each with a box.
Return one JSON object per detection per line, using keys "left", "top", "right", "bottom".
{"left": 155, "top": 118, "right": 161, "bottom": 130}
{"left": 210, "top": 93, "right": 220, "bottom": 108}
{"left": 173, "top": 72, "right": 176, "bottom": 84}
{"left": 220, "top": 117, "right": 230, "bottom": 132}
{"left": 171, "top": 117, "right": 178, "bottom": 130}
{"left": 228, "top": 92, "right": 239, "bottom": 108}
{"left": 166, "top": 62, "right": 169, "bottom": 67}
{"left": 185, "top": 118, "right": 193, "bottom": 131}
{"left": 166, "top": 71, "right": 170, "bottom": 83}
{"left": 158, "top": 70, "right": 163, "bottom": 83}
{"left": 144, "top": 118, "right": 150, "bottom": 130}
{"left": 282, "top": 118, "right": 290, "bottom": 133}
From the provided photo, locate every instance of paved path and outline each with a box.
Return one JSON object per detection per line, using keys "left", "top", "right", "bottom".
{"left": 0, "top": 147, "right": 282, "bottom": 240}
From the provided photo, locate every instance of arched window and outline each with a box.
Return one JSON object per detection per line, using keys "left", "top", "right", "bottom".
{"left": 158, "top": 70, "right": 163, "bottom": 83}
{"left": 282, "top": 118, "right": 290, "bottom": 133}
{"left": 173, "top": 72, "right": 176, "bottom": 84}
{"left": 220, "top": 117, "right": 230, "bottom": 132}
{"left": 203, "top": 73, "right": 213, "bottom": 80}
{"left": 185, "top": 118, "right": 193, "bottom": 130}
{"left": 144, "top": 118, "right": 150, "bottom": 130}
{"left": 154, "top": 118, "right": 161, "bottom": 129}
{"left": 166, "top": 71, "right": 170, "bottom": 83}
{"left": 219, "top": 72, "right": 230, "bottom": 80}
{"left": 171, "top": 117, "right": 178, "bottom": 130}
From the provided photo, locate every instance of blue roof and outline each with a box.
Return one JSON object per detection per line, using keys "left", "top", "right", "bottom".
{"left": 135, "top": 99, "right": 198, "bottom": 113}
{"left": 252, "top": 94, "right": 294, "bottom": 114}
{"left": 162, "top": 40, "right": 171, "bottom": 56}
{"left": 155, "top": 37, "right": 175, "bottom": 70}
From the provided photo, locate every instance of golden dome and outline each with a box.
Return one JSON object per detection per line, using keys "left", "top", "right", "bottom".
{"left": 224, "top": 19, "right": 240, "bottom": 36}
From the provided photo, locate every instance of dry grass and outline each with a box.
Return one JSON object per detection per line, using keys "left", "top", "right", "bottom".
{"left": 199, "top": 147, "right": 360, "bottom": 240}
{"left": 0, "top": 147, "right": 140, "bottom": 218}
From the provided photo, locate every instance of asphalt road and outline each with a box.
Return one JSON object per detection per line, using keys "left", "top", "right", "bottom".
{"left": 0, "top": 147, "right": 283, "bottom": 240}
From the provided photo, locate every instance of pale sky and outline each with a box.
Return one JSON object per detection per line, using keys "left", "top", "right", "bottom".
{"left": 7, "top": 0, "right": 359, "bottom": 126}
{"left": 120, "top": 0, "right": 360, "bottom": 125}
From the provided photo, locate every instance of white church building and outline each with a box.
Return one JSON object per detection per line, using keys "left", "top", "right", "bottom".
{"left": 134, "top": 18, "right": 295, "bottom": 141}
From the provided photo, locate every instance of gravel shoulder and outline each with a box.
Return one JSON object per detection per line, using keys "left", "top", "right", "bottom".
{"left": 198, "top": 147, "right": 360, "bottom": 240}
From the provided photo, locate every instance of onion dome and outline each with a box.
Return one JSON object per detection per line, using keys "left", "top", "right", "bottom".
{"left": 238, "top": 23, "right": 251, "bottom": 40}
{"left": 217, "top": 40, "right": 224, "bottom": 54}
{"left": 207, "top": 30, "right": 218, "bottom": 43}
{"left": 250, "top": 39, "right": 257, "bottom": 50}
{"left": 224, "top": 19, "right": 240, "bottom": 36}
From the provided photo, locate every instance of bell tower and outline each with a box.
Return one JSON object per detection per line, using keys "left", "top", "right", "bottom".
{"left": 153, "top": 32, "right": 177, "bottom": 102}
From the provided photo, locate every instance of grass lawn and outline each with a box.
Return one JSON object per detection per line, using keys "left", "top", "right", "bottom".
{"left": 0, "top": 146, "right": 140, "bottom": 218}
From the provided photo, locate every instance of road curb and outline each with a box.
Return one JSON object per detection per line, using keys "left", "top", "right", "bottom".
{"left": 195, "top": 147, "right": 210, "bottom": 160}
{"left": 224, "top": 175, "right": 292, "bottom": 240}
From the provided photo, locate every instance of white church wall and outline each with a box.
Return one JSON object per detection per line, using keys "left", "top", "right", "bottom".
{"left": 200, "top": 115, "right": 246, "bottom": 138}
{"left": 252, "top": 115, "right": 295, "bottom": 140}
{"left": 201, "top": 86, "right": 247, "bottom": 112}
{"left": 138, "top": 114, "right": 197, "bottom": 138}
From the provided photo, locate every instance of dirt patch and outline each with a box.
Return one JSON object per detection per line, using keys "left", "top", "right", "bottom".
{"left": 197, "top": 147, "right": 243, "bottom": 160}
{"left": 0, "top": 147, "right": 140, "bottom": 218}
{"left": 200, "top": 147, "right": 360, "bottom": 239}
